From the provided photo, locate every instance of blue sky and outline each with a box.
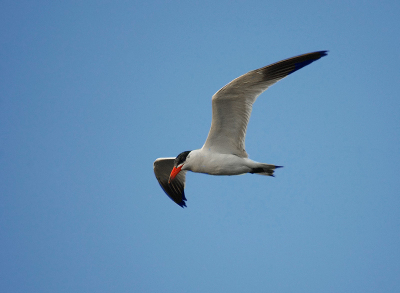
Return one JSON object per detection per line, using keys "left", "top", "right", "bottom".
{"left": 1, "top": 1, "right": 399, "bottom": 292}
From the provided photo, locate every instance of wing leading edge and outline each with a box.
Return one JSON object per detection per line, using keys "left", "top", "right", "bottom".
{"left": 202, "top": 51, "right": 327, "bottom": 157}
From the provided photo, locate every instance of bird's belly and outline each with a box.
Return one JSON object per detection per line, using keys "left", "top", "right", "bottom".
{"left": 190, "top": 153, "right": 251, "bottom": 175}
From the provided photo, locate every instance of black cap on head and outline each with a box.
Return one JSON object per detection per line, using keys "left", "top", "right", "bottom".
{"left": 174, "top": 151, "right": 191, "bottom": 167}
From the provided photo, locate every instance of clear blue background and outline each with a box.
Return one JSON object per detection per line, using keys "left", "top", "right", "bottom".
{"left": 1, "top": 1, "right": 399, "bottom": 292}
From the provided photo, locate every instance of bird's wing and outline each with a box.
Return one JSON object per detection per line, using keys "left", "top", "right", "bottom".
{"left": 202, "top": 51, "right": 327, "bottom": 157}
{"left": 153, "top": 157, "right": 188, "bottom": 207}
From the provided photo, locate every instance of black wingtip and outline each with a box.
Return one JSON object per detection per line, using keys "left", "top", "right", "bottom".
{"left": 290, "top": 50, "right": 328, "bottom": 75}
{"left": 176, "top": 192, "right": 187, "bottom": 208}
{"left": 177, "top": 201, "right": 187, "bottom": 208}
{"left": 318, "top": 50, "right": 328, "bottom": 57}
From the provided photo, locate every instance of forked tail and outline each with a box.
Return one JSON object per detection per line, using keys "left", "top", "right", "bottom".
{"left": 250, "top": 164, "right": 283, "bottom": 177}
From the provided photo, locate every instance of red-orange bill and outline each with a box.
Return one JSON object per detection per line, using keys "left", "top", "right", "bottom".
{"left": 169, "top": 165, "right": 183, "bottom": 183}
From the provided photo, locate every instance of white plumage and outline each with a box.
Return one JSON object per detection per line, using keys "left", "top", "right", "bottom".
{"left": 154, "top": 51, "right": 327, "bottom": 207}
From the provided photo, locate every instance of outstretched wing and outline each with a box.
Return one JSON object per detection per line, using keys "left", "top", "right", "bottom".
{"left": 153, "top": 157, "right": 188, "bottom": 207}
{"left": 202, "top": 51, "right": 327, "bottom": 157}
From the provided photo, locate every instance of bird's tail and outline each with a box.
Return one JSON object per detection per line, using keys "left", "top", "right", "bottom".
{"left": 250, "top": 164, "right": 283, "bottom": 177}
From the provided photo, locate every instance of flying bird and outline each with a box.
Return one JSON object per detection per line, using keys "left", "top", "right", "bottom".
{"left": 154, "top": 51, "right": 327, "bottom": 207}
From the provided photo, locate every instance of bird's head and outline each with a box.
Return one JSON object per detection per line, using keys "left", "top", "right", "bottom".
{"left": 168, "top": 150, "right": 191, "bottom": 183}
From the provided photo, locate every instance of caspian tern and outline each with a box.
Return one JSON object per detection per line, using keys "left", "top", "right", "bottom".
{"left": 154, "top": 51, "right": 327, "bottom": 207}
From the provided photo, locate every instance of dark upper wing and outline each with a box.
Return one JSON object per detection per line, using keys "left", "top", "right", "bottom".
{"left": 153, "top": 157, "right": 188, "bottom": 207}
{"left": 202, "top": 51, "right": 328, "bottom": 157}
